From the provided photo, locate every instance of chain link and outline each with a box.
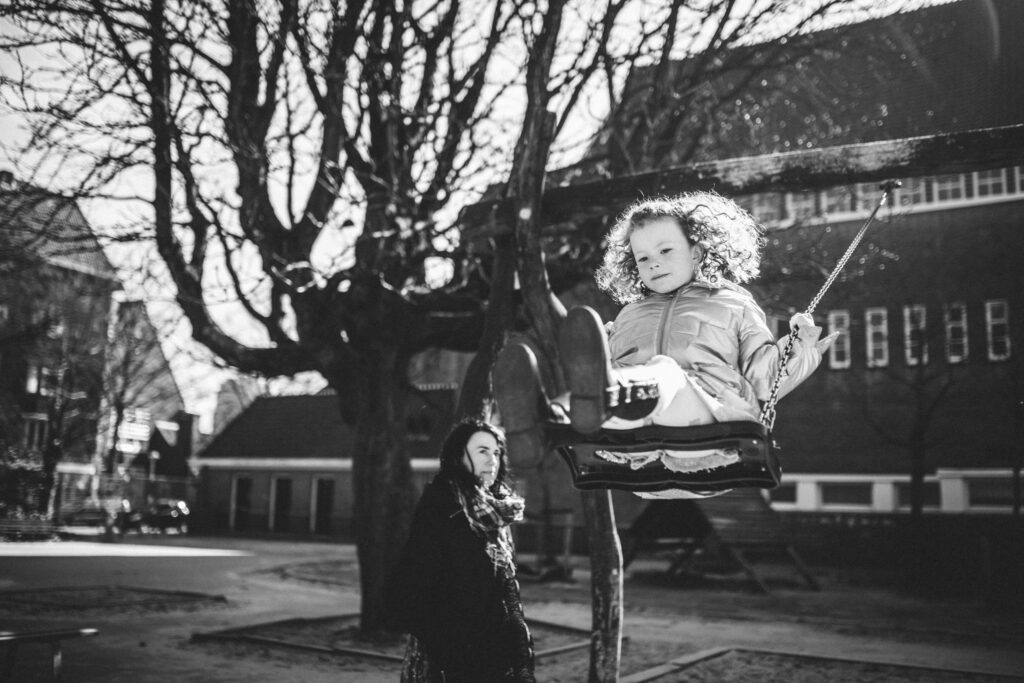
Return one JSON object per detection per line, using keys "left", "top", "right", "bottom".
{"left": 759, "top": 180, "right": 900, "bottom": 431}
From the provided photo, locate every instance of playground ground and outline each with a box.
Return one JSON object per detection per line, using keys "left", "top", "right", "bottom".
{"left": 1, "top": 534, "right": 1023, "bottom": 682}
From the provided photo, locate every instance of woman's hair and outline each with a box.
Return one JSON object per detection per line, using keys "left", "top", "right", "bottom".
{"left": 437, "top": 418, "right": 512, "bottom": 494}
{"left": 595, "top": 191, "right": 766, "bottom": 304}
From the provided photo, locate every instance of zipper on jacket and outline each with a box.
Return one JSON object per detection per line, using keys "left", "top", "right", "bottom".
{"left": 655, "top": 289, "right": 681, "bottom": 356}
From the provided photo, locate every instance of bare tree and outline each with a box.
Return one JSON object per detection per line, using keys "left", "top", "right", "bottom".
{"left": 3, "top": 0, "right": 520, "bottom": 631}
{"left": 2, "top": 0, "right": 879, "bottom": 644}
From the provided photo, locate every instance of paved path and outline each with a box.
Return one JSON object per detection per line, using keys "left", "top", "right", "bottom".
{"left": 1, "top": 535, "right": 1022, "bottom": 681}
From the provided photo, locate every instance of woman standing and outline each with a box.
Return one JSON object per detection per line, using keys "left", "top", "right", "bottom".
{"left": 385, "top": 419, "right": 536, "bottom": 682}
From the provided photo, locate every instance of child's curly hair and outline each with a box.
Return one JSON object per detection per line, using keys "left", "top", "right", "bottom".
{"left": 595, "top": 192, "right": 766, "bottom": 304}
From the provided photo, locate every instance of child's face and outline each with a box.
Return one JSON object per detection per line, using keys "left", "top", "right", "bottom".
{"left": 629, "top": 217, "right": 703, "bottom": 294}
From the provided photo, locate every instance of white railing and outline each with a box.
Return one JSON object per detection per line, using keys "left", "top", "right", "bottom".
{"left": 770, "top": 468, "right": 1023, "bottom": 514}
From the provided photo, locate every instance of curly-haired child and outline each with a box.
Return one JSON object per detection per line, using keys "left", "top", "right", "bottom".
{"left": 494, "top": 191, "right": 836, "bottom": 484}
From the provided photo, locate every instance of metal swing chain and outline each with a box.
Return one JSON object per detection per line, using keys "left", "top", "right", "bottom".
{"left": 759, "top": 180, "right": 901, "bottom": 432}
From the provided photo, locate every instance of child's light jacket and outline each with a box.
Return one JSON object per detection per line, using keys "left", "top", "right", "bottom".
{"left": 608, "top": 281, "right": 825, "bottom": 421}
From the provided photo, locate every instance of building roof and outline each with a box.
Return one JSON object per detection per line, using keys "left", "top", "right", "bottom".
{"left": 567, "top": 0, "right": 1024, "bottom": 182}
{"left": 0, "top": 172, "right": 120, "bottom": 282}
{"left": 198, "top": 394, "right": 354, "bottom": 461}
{"left": 197, "top": 386, "right": 456, "bottom": 462}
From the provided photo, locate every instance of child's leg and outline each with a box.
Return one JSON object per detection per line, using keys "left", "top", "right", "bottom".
{"left": 559, "top": 306, "right": 658, "bottom": 433}
{"left": 602, "top": 356, "right": 696, "bottom": 430}
{"left": 648, "top": 374, "right": 716, "bottom": 427}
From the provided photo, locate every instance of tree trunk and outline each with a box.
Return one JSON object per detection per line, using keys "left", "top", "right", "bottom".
{"left": 347, "top": 345, "right": 416, "bottom": 633}
{"left": 456, "top": 232, "right": 518, "bottom": 419}
{"left": 582, "top": 490, "right": 622, "bottom": 683}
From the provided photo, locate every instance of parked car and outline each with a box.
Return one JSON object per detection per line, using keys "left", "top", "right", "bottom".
{"left": 143, "top": 499, "right": 190, "bottom": 533}
{"left": 65, "top": 497, "right": 123, "bottom": 528}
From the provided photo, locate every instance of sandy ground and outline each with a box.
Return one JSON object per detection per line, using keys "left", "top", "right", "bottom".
{"left": 2, "top": 535, "right": 1023, "bottom": 682}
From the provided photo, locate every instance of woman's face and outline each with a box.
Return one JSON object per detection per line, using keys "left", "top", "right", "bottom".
{"left": 462, "top": 430, "right": 501, "bottom": 488}
{"left": 629, "top": 217, "right": 703, "bottom": 294}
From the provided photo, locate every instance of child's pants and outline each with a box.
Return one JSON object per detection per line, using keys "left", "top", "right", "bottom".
{"left": 597, "top": 355, "right": 756, "bottom": 499}
{"left": 604, "top": 355, "right": 746, "bottom": 429}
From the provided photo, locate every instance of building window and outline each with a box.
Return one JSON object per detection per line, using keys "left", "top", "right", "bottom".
{"left": 855, "top": 182, "right": 882, "bottom": 212}
{"left": 232, "top": 476, "right": 253, "bottom": 532}
{"left": 788, "top": 191, "right": 817, "bottom": 220}
{"left": 24, "top": 362, "right": 57, "bottom": 396}
{"left": 821, "top": 482, "right": 872, "bottom": 507}
{"left": 974, "top": 169, "right": 1006, "bottom": 197}
{"left": 827, "top": 310, "right": 851, "bottom": 369}
{"left": 768, "top": 483, "right": 796, "bottom": 504}
{"left": 944, "top": 303, "right": 968, "bottom": 364}
{"left": 985, "top": 299, "right": 1011, "bottom": 361}
{"left": 865, "top": 307, "right": 889, "bottom": 368}
{"left": 903, "top": 304, "right": 928, "bottom": 366}
{"left": 896, "top": 481, "right": 941, "bottom": 509}
{"left": 271, "top": 477, "right": 293, "bottom": 532}
{"left": 933, "top": 174, "right": 965, "bottom": 201}
{"left": 824, "top": 186, "right": 853, "bottom": 214}
{"left": 748, "top": 193, "right": 782, "bottom": 223}
{"left": 23, "top": 413, "right": 49, "bottom": 450}
{"left": 968, "top": 478, "right": 1013, "bottom": 508}
{"left": 898, "top": 177, "right": 926, "bottom": 207}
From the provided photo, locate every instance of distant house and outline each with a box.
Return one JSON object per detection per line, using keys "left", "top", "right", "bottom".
{"left": 0, "top": 170, "right": 122, "bottom": 469}
{"left": 193, "top": 384, "right": 457, "bottom": 536}
{"left": 0, "top": 171, "right": 190, "bottom": 518}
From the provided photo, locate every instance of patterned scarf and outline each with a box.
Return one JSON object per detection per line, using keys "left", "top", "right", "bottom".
{"left": 456, "top": 482, "right": 525, "bottom": 573}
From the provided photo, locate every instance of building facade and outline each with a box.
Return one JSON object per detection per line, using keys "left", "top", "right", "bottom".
{"left": 1, "top": 171, "right": 190, "bottom": 519}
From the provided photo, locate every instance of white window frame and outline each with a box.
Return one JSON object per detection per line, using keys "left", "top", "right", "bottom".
{"left": 944, "top": 303, "right": 968, "bottom": 364}
{"left": 750, "top": 192, "right": 782, "bottom": 224}
{"left": 788, "top": 191, "right": 817, "bottom": 220}
{"left": 899, "top": 177, "right": 926, "bottom": 207}
{"left": 824, "top": 186, "right": 853, "bottom": 214}
{"left": 933, "top": 174, "right": 966, "bottom": 202}
{"left": 974, "top": 169, "right": 1006, "bottom": 198}
{"left": 865, "top": 307, "right": 889, "bottom": 368}
{"left": 855, "top": 182, "right": 882, "bottom": 212}
{"left": 827, "top": 310, "right": 851, "bottom": 370}
{"left": 903, "top": 304, "right": 928, "bottom": 366}
{"left": 985, "top": 299, "right": 1011, "bottom": 361}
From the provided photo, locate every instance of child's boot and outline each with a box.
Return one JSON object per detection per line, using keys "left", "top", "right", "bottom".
{"left": 493, "top": 342, "right": 553, "bottom": 468}
{"left": 559, "top": 306, "right": 659, "bottom": 434}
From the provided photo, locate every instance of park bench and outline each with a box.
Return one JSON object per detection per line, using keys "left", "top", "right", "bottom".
{"left": 0, "top": 627, "right": 98, "bottom": 681}
{"left": 0, "top": 518, "right": 57, "bottom": 541}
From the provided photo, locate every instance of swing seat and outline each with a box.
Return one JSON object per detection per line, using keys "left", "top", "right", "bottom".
{"left": 546, "top": 421, "right": 780, "bottom": 494}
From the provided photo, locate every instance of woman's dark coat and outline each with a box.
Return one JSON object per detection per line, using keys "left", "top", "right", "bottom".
{"left": 385, "top": 476, "right": 534, "bottom": 681}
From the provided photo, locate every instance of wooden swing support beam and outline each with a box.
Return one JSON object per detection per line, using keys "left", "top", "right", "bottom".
{"left": 459, "top": 124, "right": 1024, "bottom": 239}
